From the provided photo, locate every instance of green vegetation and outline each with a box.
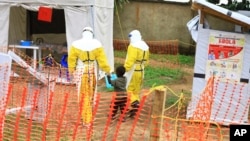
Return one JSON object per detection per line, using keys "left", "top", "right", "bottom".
{"left": 115, "top": 0, "right": 129, "bottom": 8}
{"left": 143, "top": 66, "right": 182, "bottom": 88}
{"left": 178, "top": 54, "right": 195, "bottom": 67}
{"left": 114, "top": 50, "right": 194, "bottom": 108}
{"left": 208, "top": 0, "right": 250, "bottom": 11}
{"left": 114, "top": 0, "right": 129, "bottom": 14}
{"left": 113, "top": 50, "right": 194, "bottom": 88}
{"left": 114, "top": 50, "right": 195, "bottom": 67}
{"left": 114, "top": 61, "right": 184, "bottom": 89}
{"left": 113, "top": 50, "right": 127, "bottom": 58}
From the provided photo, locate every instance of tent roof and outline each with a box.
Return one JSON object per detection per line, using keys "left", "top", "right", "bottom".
{"left": 0, "top": 0, "right": 113, "bottom": 8}
{"left": 192, "top": 0, "right": 250, "bottom": 29}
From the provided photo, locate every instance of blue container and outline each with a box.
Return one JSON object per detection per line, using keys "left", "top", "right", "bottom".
{"left": 60, "top": 54, "right": 68, "bottom": 68}
{"left": 20, "top": 40, "right": 32, "bottom": 46}
{"left": 105, "top": 74, "right": 117, "bottom": 89}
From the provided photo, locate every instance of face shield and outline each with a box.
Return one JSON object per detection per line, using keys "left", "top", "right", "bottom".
{"left": 128, "top": 30, "right": 142, "bottom": 43}
{"left": 82, "top": 27, "right": 94, "bottom": 39}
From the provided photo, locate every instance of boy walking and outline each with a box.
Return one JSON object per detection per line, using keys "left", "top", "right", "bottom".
{"left": 107, "top": 65, "right": 127, "bottom": 122}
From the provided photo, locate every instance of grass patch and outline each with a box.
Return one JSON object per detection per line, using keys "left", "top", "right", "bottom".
{"left": 144, "top": 66, "right": 183, "bottom": 88}
{"left": 165, "top": 94, "right": 180, "bottom": 107}
{"left": 113, "top": 50, "right": 191, "bottom": 88}
{"left": 178, "top": 54, "right": 195, "bottom": 67}
{"left": 114, "top": 62, "right": 184, "bottom": 89}
{"left": 114, "top": 50, "right": 127, "bottom": 58}
{"left": 114, "top": 50, "right": 195, "bottom": 67}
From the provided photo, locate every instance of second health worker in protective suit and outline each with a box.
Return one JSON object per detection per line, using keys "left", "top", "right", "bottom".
{"left": 124, "top": 30, "right": 149, "bottom": 118}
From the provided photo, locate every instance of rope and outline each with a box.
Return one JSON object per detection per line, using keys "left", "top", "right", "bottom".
{"left": 91, "top": 4, "right": 95, "bottom": 38}
{"left": 150, "top": 115, "right": 224, "bottom": 141}
{"left": 114, "top": 1, "right": 128, "bottom": 50}
{"left": 179, "top": 40, "right": 196, "bottom": 47}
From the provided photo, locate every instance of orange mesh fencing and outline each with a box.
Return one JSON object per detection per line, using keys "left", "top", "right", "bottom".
{"left": 188, "top": 76, "right": 250, "bottom": 125}
{"left": 2, "top": 48, "right": 155, "bottom": 140}
{"left": 160, "top": 84, "right": 228, "bottom": 141}
{"left": 149, "top": 117, "right": 224, "bottom": 141}
{"left": 192, "top": 77, "right": 215, "bottom": 121}
{"left": 0, "top": 48, "right": 249, "bottom": 140}
{"left": 113, "top": 39, "right": 179, "bottom": 54}
{"left": 0, "top": 47, "right": 8, "bottom": 54}
{"left": 4, "top": 78, "right": 155, "bottom": 140}
{"left": 113, "top": 39, "right": 180, "bottom": 68}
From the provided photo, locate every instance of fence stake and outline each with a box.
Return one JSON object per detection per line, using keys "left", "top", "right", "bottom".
{"left": 150, "top": 86, "right": 166, "bottom": 141}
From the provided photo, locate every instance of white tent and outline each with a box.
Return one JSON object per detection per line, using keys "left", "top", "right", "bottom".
{"left": 0, "top": 0, "right": 114, "bottom": 70}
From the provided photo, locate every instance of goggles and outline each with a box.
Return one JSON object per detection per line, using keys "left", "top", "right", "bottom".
{"left": 83, "top": 28, "right": 93, "bottom": 33}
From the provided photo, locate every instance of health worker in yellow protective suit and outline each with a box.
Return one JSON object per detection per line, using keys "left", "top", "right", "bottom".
{"left": 68, "top": 27, "right": 111, "bottom": 127}
{"left": 124, "top": 30, "right": 149, "bottom": 118}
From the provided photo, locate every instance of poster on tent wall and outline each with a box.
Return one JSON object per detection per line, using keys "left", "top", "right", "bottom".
{"left": 205, "top": 31, "right": 245, "bottom": 83}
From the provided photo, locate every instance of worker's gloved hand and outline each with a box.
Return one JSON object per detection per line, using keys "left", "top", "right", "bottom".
{"left": 105, "top": 69, "right": 114, "bottom": 76}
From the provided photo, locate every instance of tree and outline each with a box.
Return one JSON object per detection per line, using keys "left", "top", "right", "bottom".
{"left": 207, "top": 0, "right": 220, "bottom": 5}
{"left": 208, "top": 0, "right": 250, "bottom": 11}
{"left": 114, "top": 0, "right": 129, "bottom": 15}
{"left": 115, "top": 0, "right": 129, "bottom": 8}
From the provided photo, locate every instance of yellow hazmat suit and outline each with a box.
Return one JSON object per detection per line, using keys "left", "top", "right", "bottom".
{"left": 68, "top": 27, "right": 111, "bottom": 125}
{"left": 124, "top": 30, "right": 149, "bottom": 105}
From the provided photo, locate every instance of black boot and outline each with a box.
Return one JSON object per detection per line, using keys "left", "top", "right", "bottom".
{"left": 128, "top": 100, "right": 139, "bottom": 118}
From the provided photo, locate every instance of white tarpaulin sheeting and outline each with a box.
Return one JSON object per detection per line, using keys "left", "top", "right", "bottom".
{"left": 186, "top": 14, "right": 209, "bottom": 42}
{"left": 187, "top": 0, "right": 250, "bottom": 125}
{"left": 0, "top": 0, "right": 113, "bottom": 7}
{"left": 0, "top": 0, "right": 114, "bottom": 71}
{"left": 187, "top": 25, "right": 250, "bottom": 125}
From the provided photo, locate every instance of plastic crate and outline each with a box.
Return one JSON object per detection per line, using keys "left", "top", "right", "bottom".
{"left": 20, "top": 40, "right": 32, "bottom": 46}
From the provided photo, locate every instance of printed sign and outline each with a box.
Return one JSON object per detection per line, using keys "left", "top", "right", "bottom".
{"left": 205, "top": 31, "right": 245, "bottom": 83}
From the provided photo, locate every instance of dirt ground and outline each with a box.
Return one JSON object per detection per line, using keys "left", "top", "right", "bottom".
{"left": 112, "top": 57, "right": 194, "bottom": 94}
{"left": 95, "top": 57, "right": 196, "bottom": 140}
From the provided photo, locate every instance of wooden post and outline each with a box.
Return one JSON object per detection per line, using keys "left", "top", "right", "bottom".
{"left": 150, "top": 86, "right": 167, "bottom": 141}
{"left": 199, "top": 11, "right": 205, "bottom": 25}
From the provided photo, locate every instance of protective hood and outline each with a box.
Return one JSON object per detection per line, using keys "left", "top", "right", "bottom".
{"left": 82, "top": 27, "right": 94, "bottom": 40}
{"left": 128, "top": 30, "right": 148, "bottom": 51}
{"left": 128, "top": 30, "right": 142, "bottom": 44}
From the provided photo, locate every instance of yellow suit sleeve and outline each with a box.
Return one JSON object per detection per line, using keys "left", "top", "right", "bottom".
{"left": 124, "top": 45, "right": 137, "bottom": 72}
{"left": 68, "top": 46, "right": 79, "bottom": 73}
{"left": 145, "top": 50, "right": 150, "bottom": 66}
{"left": 94, "top": 47, "right": 111, "bottom": 73}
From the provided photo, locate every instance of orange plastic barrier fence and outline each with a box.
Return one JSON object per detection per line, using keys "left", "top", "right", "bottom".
{"left": 0, "top": 48, "right": 248, "bottom": 141}
{"left": 113, "top": 39, "right": 179, "bottom": 55}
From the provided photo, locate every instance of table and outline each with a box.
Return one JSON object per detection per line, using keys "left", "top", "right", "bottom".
{"left": 8, "top": 45, "right": 42, "bottom": 70}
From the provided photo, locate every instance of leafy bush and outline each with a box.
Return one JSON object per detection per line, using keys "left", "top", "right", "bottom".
{"left": 208, "top": 0, "right": 250, "bottom": 11}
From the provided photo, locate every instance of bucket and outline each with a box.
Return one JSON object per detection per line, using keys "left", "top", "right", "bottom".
{"left": 20, "top": 40, "right": 33, "bottom": 46}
